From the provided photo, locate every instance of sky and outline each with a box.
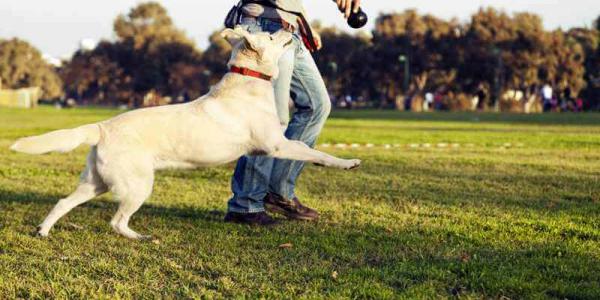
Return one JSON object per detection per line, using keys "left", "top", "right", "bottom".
{"left": 1, "top": 0, "right": 599, "bottom": 58}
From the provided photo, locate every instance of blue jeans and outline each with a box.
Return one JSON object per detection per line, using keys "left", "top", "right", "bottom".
{"left": 228, "top": 17, "right": 331, "bottom": 213}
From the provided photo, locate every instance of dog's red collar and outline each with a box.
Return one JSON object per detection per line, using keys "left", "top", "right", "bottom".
{"left": 230, "top": 66, "right": 272, "bottom": 81}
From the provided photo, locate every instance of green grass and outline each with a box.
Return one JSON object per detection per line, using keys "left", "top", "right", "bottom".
{"left": 0, "top": 106, "right": 599, "bottom": 299}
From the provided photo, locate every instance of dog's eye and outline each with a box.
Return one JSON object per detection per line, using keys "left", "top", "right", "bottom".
{"left": 270, "top": 36, "right": 274, "bottom": 41}
{"left": 284, "top": 39, "right": 293, "bottom": 47}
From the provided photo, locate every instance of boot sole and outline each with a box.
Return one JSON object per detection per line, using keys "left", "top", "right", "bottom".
{"left": 265, "top": 203, "right": 319, "bottom": 221}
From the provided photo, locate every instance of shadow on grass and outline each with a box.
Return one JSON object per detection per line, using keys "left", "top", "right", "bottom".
{"left": 0, "top": 188, "right": 599, "bottom": 299}
{"left": 0, "top": 189, "right": 224, "bottom": 224}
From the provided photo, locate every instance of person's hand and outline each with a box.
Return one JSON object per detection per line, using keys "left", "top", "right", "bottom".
{"left": 336, "top": 0, "right": 361, "bottom": 19}
{"left": 313, "top": 32, "right": 323, "bottom": 50}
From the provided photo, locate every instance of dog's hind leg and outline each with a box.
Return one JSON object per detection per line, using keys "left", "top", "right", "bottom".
{"left": 109, "top": 169, "right": 154, "bottom": 240}
{"left": 270, "top": 140, "right": 361, "bottom": 170}
{"left": 38, "top": 147, "right": 108, "bottom": 237}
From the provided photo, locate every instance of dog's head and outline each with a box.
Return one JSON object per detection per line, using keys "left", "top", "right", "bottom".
{"left": 221, "top": 26, "right": 294, "bottom": 79}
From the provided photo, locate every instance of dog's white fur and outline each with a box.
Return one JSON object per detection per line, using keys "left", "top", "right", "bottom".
{"left": 10, "top": 27, "right": 361, "bottom": 239}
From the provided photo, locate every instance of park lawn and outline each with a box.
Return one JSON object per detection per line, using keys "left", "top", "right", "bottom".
{"left": 0, "top": 106, "right": 599, "bottom": 299}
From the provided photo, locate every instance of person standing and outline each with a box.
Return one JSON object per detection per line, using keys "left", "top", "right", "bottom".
{"left": 424, "top": 92, "right": 433, "bottom": 111}
{"left": 224, "top": 0, "right": 363, "bottom": 225}
{"left": 542, "top": 84, "right": 553, "bottom": 112}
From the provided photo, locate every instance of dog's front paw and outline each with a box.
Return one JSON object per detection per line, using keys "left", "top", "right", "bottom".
{"left": 35, "top": 226, "right": 49, "bottom": 238}
{"left": 342, "top": 159, "right": 361, "bottom": 170}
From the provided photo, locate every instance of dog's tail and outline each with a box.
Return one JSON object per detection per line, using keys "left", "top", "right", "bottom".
{"left": 10, "top": 124, "right": 101, "bottom": 155}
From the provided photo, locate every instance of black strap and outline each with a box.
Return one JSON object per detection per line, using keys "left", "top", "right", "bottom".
{"left": 240, "top": 0, "right": 318, "bottom": 52}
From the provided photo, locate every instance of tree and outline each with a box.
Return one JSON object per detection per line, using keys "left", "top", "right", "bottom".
{"left": 314, "top": 26, "right": 372, "bottom": 102}
{"left": 460, "top": 8, "right": 518, "bottom": 108}
{"left": 113, "top": 1, "right": 193, "bottom": 51}
{"left": 56, "top": 3, "right": 599, "bottom": 111}
{"left": 0, "top": 38, "right": 63, "bottom": 98}
{"left": 60, "top": 41, "right": 132, "bottom": 106}
{"left": 61, "top": 2, "right": 206, "bottom": 107}
{"left": 459, "top": 8, "right": 588, "bottom": 109}
{"left": 505, "top": 13, "right": 547, "bottom": 91}
{"left": 371, "top": 10, "right": 460, "bottom": 107}
{"left": 568, "top": 27, "right": 600, "bottom": 109}
{"left": 541, "top": 30, "right": 586, "bottom": 96}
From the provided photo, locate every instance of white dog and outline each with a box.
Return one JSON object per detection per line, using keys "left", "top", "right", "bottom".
{"left": 10, "top": 27, "right": 361, "bottom": 239}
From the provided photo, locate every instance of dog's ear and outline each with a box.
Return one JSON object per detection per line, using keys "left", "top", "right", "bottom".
{"left": 221, "top": 26, "right": 259, "bottom": 51}
{"left": 221, "top": 28, "right": 243, "bottom": 46}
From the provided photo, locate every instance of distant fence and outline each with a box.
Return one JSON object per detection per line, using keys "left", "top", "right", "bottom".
{"left": 0, "top": 87, "right": 41, "bottom": 108}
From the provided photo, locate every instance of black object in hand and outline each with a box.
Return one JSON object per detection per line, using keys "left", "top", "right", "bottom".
{"left": 347, "top": 7, "right": 368, "bottom": 29}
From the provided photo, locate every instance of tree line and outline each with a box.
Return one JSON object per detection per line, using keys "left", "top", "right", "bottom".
{"left": 0, "top": 2, "right": 599, "bottom": 111}
{"left": 315, "top": 9, "right": 600, "bottom": 111}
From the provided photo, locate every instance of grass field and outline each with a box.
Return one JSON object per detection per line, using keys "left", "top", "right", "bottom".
{"left": 0, "top": 107, "right": 599, "bottom": 299}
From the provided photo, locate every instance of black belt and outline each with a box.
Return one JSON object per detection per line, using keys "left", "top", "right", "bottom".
{"left": 241, "top": 15, "right": 296, "bottom": 33}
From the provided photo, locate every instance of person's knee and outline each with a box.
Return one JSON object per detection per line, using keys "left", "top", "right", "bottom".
{"left": 314, "top": 93, "right": 331, "bottom": 122}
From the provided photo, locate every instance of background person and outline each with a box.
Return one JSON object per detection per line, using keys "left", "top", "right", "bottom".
{"left": 542, "top": 84, "right": 553, "bottom": 112}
